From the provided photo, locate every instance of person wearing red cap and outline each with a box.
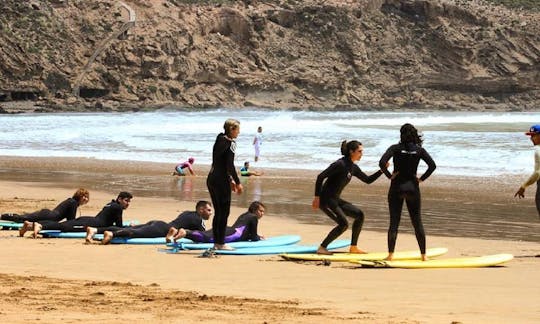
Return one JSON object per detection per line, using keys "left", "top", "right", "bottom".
{"left": 515, "top": 124, "right": 540, "bottom": 218}
{"left": 172, "top": 157, "right": 196, "bottom": 176}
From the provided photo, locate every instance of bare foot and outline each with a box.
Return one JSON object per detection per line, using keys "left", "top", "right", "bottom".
{"left": 165, "top": 227, "right": 178, "bottom": 243}
{"left": 349, "top": 246, "right": 367, "bottom": 254}
{"left": 32, "top": 222, "right": 42, "bottom": 239}
{"left": 421, "top": 254, "right": 428, "bottom": 261}
{"left": 85, "top": 227, "right": 97, "bottom": 244}
{"left": 102, "top": 231, "right": 113, "bottom": 245}
{"left": 19, "top": 221, "right": 31, "bottom": 237}
{"left": 316, "top": 246, "right": 333, "bottom": 255}
{"left": 173, "top": 228, "right": 186, "bottom": 242}
{"left": 384, "top": 253, "right": 394, "bottom": 261}
{"left": 214, "top": 244, "right": 235, "bottom": 251}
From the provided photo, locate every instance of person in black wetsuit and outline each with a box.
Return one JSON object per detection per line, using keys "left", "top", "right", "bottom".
{"left": 171, "top": 201, "right": 265, "bottom": 244}
{"left": 25, "top": 192, "right": 133, "bottom": 239}
{"left": 313, "top": 140, "right": 384, "bottom": 255}
{"left": 207, "top": 118, "right": 243, "bottom": 250}
{"left": 2, "top": 189, "right": 90, "bottom": 236}
{"left": 379, "top": 123, "right": 436, "bottom": 261}
{"left": 92, "top": 200, "right": 213, "bottom": 245}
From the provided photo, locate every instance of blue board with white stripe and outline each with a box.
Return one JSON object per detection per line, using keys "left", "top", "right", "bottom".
{"left": 166, "top": 234, "right": 301, "bottom": 251}
{"left": 213, "top": 239, "right": 350, "bottom": 255}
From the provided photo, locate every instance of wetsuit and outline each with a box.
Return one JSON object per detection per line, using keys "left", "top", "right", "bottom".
{"left": 207, "top": 133, "right": 240, "bottom": 245}
{"left": 379, "top": 142, "right": 436, "bottom": 254}
{"left": 315, "top": 157, "right": 383, "bottom": 248}
{"left": 240, "top": 166, "right": 250, "bottom": 176}
{"left": 520, "top": 145, "right": 540, "bottom": 217}
{"left": 185, "top": 212, "right": 260, "bottom": 243}
{"left": 99, "top": 210, "right": 207, "bottom": 238}
{"left": 39, "top": 199, "right": 124, "bottom": 232}
{"left": 1, "top": 198, "right": 79, "bottom": 223}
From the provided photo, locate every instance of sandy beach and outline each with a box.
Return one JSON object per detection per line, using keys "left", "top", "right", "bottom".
{"left": 1, "top": 156, "right": 539, "bottom": 323}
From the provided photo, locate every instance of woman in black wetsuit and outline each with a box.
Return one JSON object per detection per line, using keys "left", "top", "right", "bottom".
{"left": 2, "top": 188, "right": 89, "bottom": 226}
{"left": 379, "top": 123, "right": 436, "bottom": 261}
{"left": 207, "top": 119, "right": 243, "bottom": 250}
{"left": 313, "top": 140, "right": 384, "bottom": 255}
{"left": 173, "top": 201, "right": 265, "bottom": 244}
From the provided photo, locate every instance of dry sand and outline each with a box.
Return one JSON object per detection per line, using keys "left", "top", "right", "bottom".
{"left": 0, "top": 157, "right": 539, "bottom": 323}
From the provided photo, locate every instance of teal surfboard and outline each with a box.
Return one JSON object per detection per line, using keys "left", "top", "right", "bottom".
{"left": 213, "top": 239, "right": 350, "bottom": 255}
{"left": 166, "top": 235, "right": 301, "bottom": 251}
{"left": 40, "top": 231, "right": 192, "bottom": 245}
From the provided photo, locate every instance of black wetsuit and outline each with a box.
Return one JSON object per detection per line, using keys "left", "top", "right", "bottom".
{"left": 379, "top": 142, "right": 436, "bottom": 254}
{"left": 207, "top": 133, "right": 240, "bottom": 245}
{"left": 39, "top": 199, "right": 124, "bottom": 232}
{"left": 99, "top": 210, "right": 207, "bottom": 238}
{"left": 315, "top": 157, "right": 383, "bottom": 248}
{"left": 1, "top": 198, "right": 79, "bottom": 223}
{"left": 185, "top": 212, "right": 260, "bottom": 243}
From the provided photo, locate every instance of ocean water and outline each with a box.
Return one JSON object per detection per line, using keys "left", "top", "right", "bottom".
{"left": 0, "top": 109, "right": 539, "bottom": 177}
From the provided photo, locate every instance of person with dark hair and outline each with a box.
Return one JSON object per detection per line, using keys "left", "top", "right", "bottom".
{"left": 313, "top": 140, "right": 384, "bottom": 255}
{"left": 22, "top": 192, "right": 133, "bottom": 238}
{"left": 379, "top": 123, "right": 436, "bottom": 261}
{"left": 1, "top": 189, "right": 90, "bottom": 233}
{"left": 92, "top": 200, "right": 213, "bottom": 245}
{"left": 171, "top": 201, "right": 265, "bottom": 244}
{"left": 240, "top": 161, "right": 263, "bottom": 177}
{"left": 207, "top": 118, "right": 243, "bottom": 250}
{"left": 515, "top": 124, "right": 540, "bottom": 219}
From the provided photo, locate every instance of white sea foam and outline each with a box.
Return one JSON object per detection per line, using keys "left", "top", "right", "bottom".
{"left": 0, "top": 110, "right": 538, "bottom": 176}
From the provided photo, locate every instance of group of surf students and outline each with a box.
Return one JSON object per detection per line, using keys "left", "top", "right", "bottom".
{"left": 3, "top": 120, "right": 539, "bottom": 260}
{"left": 1, "top": 190, "right": 266, "bottom": 246}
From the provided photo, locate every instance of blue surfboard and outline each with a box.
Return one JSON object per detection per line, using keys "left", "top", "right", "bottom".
{"left": 213, "top": 239, "right": 350, "bottom": 255}
{"left": 3, "top": 220, "right": 139, "bottom": 232}
{"left": 40, "top": 231, "right": 193, "bottom": 245}
{"left": 166, "top": 235, "right": 301, "bottom": 251}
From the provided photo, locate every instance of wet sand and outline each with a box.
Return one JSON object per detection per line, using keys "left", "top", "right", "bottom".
{"left": 0, "top": 156, "right": 540, "bottom": 323}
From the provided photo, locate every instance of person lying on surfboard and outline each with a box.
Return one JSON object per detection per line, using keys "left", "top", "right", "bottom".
{"left": 21, "top": 192, "right": 132, "bottom": 239}
{"left": 167, "top": 201, "right": 266, "bottom": 248}
{"left": 88, "top": 200, "right": 213, "bottom": 244}
{"left": 2, "top": 188, "right": 90, "bottom": 235}
{"left": 313, "top": 140, "right": 385, "bottom": 255}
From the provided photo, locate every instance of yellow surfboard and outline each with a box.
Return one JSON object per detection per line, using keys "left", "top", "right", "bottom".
{"left": 280, "top": 247, "right": 448, "bottom": 262}
{"left": 351, "top": 253, "right": 514, "bottom": 268}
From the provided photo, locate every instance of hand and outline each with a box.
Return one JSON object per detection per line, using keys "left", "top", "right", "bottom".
{"left": 312, "top": 196, "right": 320, "bottom": 210}
{"left": 515, "top": 187, "right": 525, "bottom": 199}
{"left": 235, "top": 183, "right": 243, "bottom": 194}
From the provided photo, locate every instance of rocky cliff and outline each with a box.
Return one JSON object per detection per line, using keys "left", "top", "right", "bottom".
{"left": 0, "top": 0, "right": 539, "bottom": 112}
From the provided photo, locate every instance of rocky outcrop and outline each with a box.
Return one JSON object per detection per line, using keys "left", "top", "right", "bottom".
{"left": 0, "top": 0, "right": 539, "bottom": 112}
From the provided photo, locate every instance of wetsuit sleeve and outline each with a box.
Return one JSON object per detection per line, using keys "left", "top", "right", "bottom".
{"left": 521, "top": 146, "right": 540, "bottom": 188}
{"left": 418, "top": 148, "right": 436, "bottom": 181}
{"left": 379, "top": 145, "right": 395, "bottom": 179}
{"left": 111, "top": 204, "right": 124, "bottom": 227}
{"left": 314, "top": 162, "right": 340, "bottom": 196}
{"left": 246, "top": 214, "right": 260, "bottom": 241}
{"left": 226, "top": 144, "right": 240, "bottom": 185}
{"left": 353, "top": 165, "right": 383, "bottom": 184}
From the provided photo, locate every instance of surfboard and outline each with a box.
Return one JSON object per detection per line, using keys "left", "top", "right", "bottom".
{"left": 2, "top": 220, "right": 138, "bottom": 231}
{"left": 280, "top": 247, "right": 448, "bottom": 262}
{"left": 212, "top": 239, "right": 350, "bottom": 255}
{"left": 39, "top": 231, "right": 193, "bottom": 245}
{"left": 166, "top": 234, "right": 301, "bottom": 251}
{"left": 351, "top": 254, "right": 514, "bottom": 268}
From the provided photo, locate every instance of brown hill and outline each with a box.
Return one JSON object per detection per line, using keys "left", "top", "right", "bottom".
{"left": 0, "top": 0, "right": 539, "bottom": 112}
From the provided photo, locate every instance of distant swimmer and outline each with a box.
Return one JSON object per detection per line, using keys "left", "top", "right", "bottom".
{"left": 240, "top": 161, "right": 263, "bottom": 177}
{"left": 172, "top": 157, "right": 195, "bottom": 176}
{"left": 313, "top": 140, "right": 384, "bottom": 255}
{"left": 253, "top": 126, "right": 263, "bottom": 162}
{"left": 379, "top": 123, "right": 436, "bottom": 261}
{"left": 515, "top": 124, "right": 540, "bottom": 219}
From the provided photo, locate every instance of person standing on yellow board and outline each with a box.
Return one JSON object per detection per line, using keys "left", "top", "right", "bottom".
{"left": 515, "top": 124, "right": 540, "bottom": 219}
{"left": 379, "top": 124, "right": 436, "bottom": 261}
{"left": 253, "top": 126, "right": 263, "bottom": 162}
{"left": 313, "top": 140, "right": 384, "bottom": 255}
